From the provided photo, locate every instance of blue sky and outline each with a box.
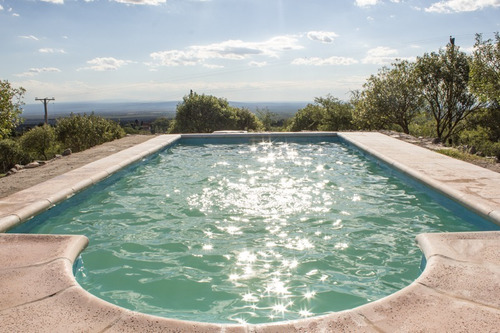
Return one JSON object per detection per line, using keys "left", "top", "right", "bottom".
{"left": 1, "top": 0, "right": 499, "bottom": 103}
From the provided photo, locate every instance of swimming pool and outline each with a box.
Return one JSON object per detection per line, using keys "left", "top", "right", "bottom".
{"left": 10, "top": 135, "right": 498, "bottom": 324}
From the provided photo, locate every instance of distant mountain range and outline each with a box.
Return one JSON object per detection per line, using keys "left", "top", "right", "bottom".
{"left": 21, "top": 101, "right": 307, "bottom": 124}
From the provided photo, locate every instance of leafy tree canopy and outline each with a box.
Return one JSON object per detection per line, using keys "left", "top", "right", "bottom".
{"left": 470, "top": 33, "right": 500, "bottom": 105}
{"left": 171, "top": 92, "right": 262, "bottom": 133}
{"left": 0, "top": 80, "right": 25, "bottom": 139}
{"left": 288, "top": 94, "right": 353, "bottom": 132}
{"left": 351, "top": 60, "right": 424, "bottom": 134}
{"left": 416, "top": 42, "right": 482, "bottom": 142}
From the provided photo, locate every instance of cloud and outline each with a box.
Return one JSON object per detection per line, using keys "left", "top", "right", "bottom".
{"left": 19, "top": 35, "right": 39, "bottom": 41}
{"left": 249, "top": 61, "right": 267, "bottom": 67}
{"left": 111, "top": 0, "right": 166, "bottom": 4}
{"left": 292, "top": 56, "right": 358, "bottom": 66}
{"left": 425, "top": 0, "right": 500, "bottom": 13}
{"left": 39, "top": 48, "right": 66, "bottom": 54}
{"left": 355, "top": 0, "right": 380, "bottom": 7}
{"left": 307, "top": 31, "right": 339, "bottom": 43}
{"left": 80, "top": 57, "right": 133, "bottom": 71}
{"left": 40, "top": 0, "right": 64, "bottom": 4}
{"left": 149, "top": 35, "right": 303, "bottom": 67}
{"left": 362, "top": 46, "right": 399, "bottom": 65}
{"left": 0, "top": 5, "right": 3, "bottom": 10}
{"left": 15, "top": 67, "right": 61, "bottom": 77}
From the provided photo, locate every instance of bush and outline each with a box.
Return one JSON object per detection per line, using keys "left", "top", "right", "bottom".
{"left": 20, "top": 125, "right": 59, "bottom": 160}
{"left": 0, "top": 139, "right": 30, "bottom": 173}
{"left": 171, "top": 92, "right": 262, "bottom": 133}
{"left": 459, "top": 127, "right": 500, "bottom": 158}
{"left": 56, "top": 113, "right": 125, "bottom": 152}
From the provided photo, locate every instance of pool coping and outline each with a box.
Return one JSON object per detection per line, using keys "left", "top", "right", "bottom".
{"left": 1, "top": 132, "right": 499, "bottom": 331}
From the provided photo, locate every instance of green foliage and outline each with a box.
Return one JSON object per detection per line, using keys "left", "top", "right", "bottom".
{"left": 0, "top": 139, "right": 30, "bottom": 173}
{"left": 20, "top": 125, "right": 59, "bottom": 160}
{"left": 234, "top": 107, "right": 263, "bottom": 131}
{"left": 151, "top": 117, "right": 171, "bottom": 134}
{"left": 470, "top": 33, "right": 500, "bottom": 105}
{"left": 0, "top": 80, "right": 25, "bottom": 139}
{"left": 287, "top": 104, "right": 324, "bottom": 132}
{"left": 171, "top": 92, "right": 262, "bottom": 133}
{"left": 351, "top": 60, "right": 424, "bottom": 134}
{"left": 56, "top": 113, "right": 125, "bottom": 152}
{"left": 415, "top": 43, "right": 482, "bottom": 142}
{"left": 458, "top": 127, "right": 500, "bottom": 158}
{"left": 256, "top": 107, "right": 278, "bottom": 131}
{"left": 288, "top": 95, "right": 354, "bottom": 132}
{"left": 408, "top": 112, "right": 436, "bottom": 138}
{"left": 316, "top": 95, "right": 354, "bottom": 131}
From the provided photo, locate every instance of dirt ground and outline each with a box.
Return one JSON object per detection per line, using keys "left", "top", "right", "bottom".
{"left": 0, "top": 135, "right": 154, "bottom": 199}
{"left": 1, "top": 132, "right": 498, "bottom": 199}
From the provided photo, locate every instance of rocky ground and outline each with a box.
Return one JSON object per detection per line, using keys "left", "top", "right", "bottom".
{"left": 0, "top": 132, "right": 498, "bottom": 199}
{"left": 380, "top": 130, "right": 500, "bottom": 173}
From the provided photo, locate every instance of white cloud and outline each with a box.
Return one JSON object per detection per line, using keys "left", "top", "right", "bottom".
{"left": 80, "top": 57, "right": 133, "bottom": 71}
{"left": 39, "top": 48, "right": 66, "bottom": 54}
{"left": 0, "top": 5, "right": 3, "bottom": 10}
{"left": 40, "top": 0, "right": 64, "bottom": 4}
{"left": 292, "top": 56, "right": 358, "bottom": 66}
{"left": 19, "top": 35, "right": 39, "bottom": 41}
{"left": 425, "top": 0, "right": 500, "bottom": 13}
{"left": 249, "top": 61, "right": 267, "bottom": 67}
{"left": 111, "top": 0, "right": 166, "bottom": 5}
{"left": 15, "top": 67, "right": 61, "bottom": 77}
{"left": 362, "top": 46, "right": 399, "bottom": 65}
{"left": 307, "top": 31, "right": 339, "bottom": 43}
{"left": 149, "top": 35, "right": 303, "bottom": 67}
{"left": 355, "top": 0, "right": 379, "bottom": 7}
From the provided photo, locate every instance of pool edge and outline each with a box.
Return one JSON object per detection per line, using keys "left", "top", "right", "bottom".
{"left": 1, "top": 231, "right": 499, "bottom": 332}
{"left": 1, "top": 131, "right": 499, "bottom": 331}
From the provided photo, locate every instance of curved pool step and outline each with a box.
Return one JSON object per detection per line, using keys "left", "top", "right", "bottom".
{"left": 1, "top": 232, "right": 499, "bottom": 332}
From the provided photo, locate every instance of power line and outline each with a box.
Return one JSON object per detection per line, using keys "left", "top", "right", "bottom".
{"left": 35, "top": 97, "right": 55, "bottom": 125}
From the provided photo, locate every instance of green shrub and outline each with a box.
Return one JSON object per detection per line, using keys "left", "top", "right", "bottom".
{"left": 0, "top": 138, "right": 30, "bottom": 173}
{"left": 20, "top": 125, "right": 60, "bottom": 160}
{"left": 458, "top": 127, "right": 500, "bottom": 158}
{"left": 56, "top": 113, "right": 125, "bottom": 152}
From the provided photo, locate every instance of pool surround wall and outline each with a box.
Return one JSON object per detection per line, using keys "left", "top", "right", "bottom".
{"left": 1, "top": 132, "right": 499, "bottom": 331}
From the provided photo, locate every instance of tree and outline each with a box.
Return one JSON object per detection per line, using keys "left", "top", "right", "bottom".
{"left": 0, "top": 80, "right": 25, "bottom": 139}
{"left": 287, "top": 103, "right": 325, "bottom": 132}
{"left": 470, "top": 32, "right": 500, "bottom": 105}
{"left": 151, "top": 117, "right": 171, "bottom": 134}
{"left": 351, "top": 60, "right": 424, "bottom": 134}
{"left": 288, "top": 94, "right": 353, "bottom": 132}
{"left": 315, "top": 94, "right": 354, "bottom": 131}
{"left": 171, "top": 92, "right": 261, "bottom": 133}
{"left": 416, "top": 42, "right": 482, "bottom": 143}
{"left": 256, "top": 107, "right": 277, "bottom": 131}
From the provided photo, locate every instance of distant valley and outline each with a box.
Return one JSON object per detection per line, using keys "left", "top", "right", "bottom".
{"left": 21, "top": 101, "right": 307, "bottom": 125}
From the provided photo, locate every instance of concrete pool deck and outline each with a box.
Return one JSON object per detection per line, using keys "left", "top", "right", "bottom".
{"left": 1, "top": 132, "right": 499, "bottom": 332}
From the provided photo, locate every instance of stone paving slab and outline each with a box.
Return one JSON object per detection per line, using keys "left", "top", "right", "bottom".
{"left": 1, "top": 132, "right": 499, "bottom": 332}
{"left": 1, "top": 231, "right": 499, "bottom": 332}
{"left": 338, "top": 132, "right": 500, "bottom": 225}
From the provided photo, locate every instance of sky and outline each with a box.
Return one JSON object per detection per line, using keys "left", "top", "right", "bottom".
{"left": 1, "top": 0, "right": 499, "bottom": 103}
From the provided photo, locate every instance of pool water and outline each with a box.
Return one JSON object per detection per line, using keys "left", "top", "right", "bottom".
{"left": 13, "top": 138, "right": 497, "bottom": 324}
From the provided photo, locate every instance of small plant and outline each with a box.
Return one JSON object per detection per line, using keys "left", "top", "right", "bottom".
{"left": 0, "top": 138, "right": 30, "bottom": 173}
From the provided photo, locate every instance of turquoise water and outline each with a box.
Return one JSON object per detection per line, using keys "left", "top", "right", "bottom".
{"left": 12, "top": 138, "right": 497, "bottom": 324}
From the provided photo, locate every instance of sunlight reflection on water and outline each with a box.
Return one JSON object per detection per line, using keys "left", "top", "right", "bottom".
{"left": 19, "top": 138, "right": 489, "bottom": 324}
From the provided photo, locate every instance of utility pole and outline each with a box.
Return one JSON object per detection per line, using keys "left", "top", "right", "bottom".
{"left": 35, "top": 97, "right": 55, "bottom": 125}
